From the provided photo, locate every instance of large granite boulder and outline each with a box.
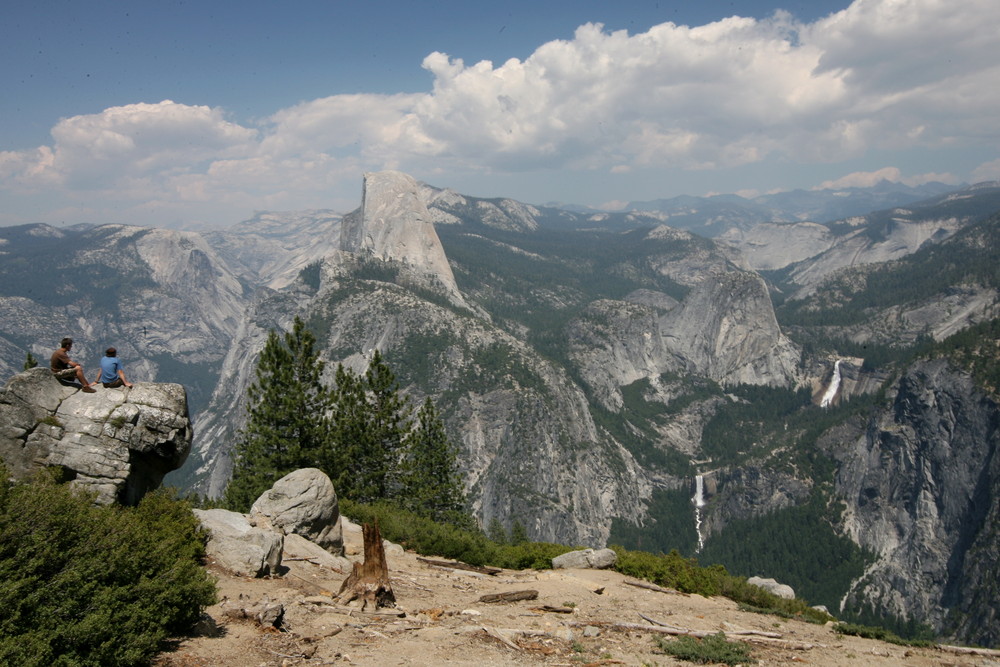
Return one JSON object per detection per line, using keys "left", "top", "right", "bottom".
{"left": 250, "top": 468, "right": 344, "bottom": 556}
{"left": 552, "top": 548, "right": 618, "bottom": 570}
{"left": 0, "top": 368, "right": 191, "bottom": 505}
{"left": 194, "top": 508, "right": 284, "bottom": 577}
{"left": 747, "top": 576, "right": 796, "bottom": 600}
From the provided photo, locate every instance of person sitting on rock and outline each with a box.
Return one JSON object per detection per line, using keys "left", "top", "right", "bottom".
{"left": 99, "top": 347, "right": 134, "bottom": 389}
{"left": 50, "top": 337, "right": 97, "bottom": 393}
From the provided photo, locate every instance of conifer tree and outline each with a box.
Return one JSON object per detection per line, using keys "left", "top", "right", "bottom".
{"left": 321, "top": 362, "right": 366, "bottom": 497}
{"left": 223, "top": 316, "right": 331, "bottom": 511}
{"left": 351, "top": 350, "right": 411, "bottom": 503}
{"left": 23, "top": 352, "right": 38, "bottom": 371}
{"left": 400, "top": 397, "right": 466, "bottom": 521}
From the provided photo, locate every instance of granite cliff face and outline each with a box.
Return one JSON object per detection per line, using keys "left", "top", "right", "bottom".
{"left": 829, "top": 358, "right": 1000, "bottom": 646}
{"left": 341, "top": 171, "right": 465, "bottom": 307}
{"left": 0, "top": 368, "right": 192, "bottom": 505}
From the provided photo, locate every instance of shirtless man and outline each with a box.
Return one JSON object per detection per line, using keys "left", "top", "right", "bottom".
{"left": 50, "top": 337, "right": 97, "bottom": 393}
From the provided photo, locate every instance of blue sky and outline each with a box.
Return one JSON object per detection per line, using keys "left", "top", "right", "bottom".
{"left": 1, "top": 0, "right": 998, "bottom": 229}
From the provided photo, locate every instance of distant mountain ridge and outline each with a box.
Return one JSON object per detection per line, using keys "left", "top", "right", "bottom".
{"left": 580, "top": 179, "right": 963, "bottom": 236}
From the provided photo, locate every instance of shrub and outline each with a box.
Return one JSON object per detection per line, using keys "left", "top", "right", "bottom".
{"left": 0, "top": 470, "right": 217, "bottom": 666}
{"left": 833, "top": 622, "right": 935, "bottom": 647}
{"left": 340, "top": 499, "right": 574, "bottom": 569}
{"left": 656, "top": 632, "right": 756, "bottom": 665}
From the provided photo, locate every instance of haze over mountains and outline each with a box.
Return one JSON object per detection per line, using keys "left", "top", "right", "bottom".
{"left": 1, "top": 172, "right": 998, "bottom": 647}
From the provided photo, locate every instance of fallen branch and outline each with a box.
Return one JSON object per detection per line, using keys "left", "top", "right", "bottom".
{"left": 637, "top": 612, "right": 676, "bottom": 626}
{"left": 623, "top": 579, "right": 686, "bottom": 595}
{"left": 417, "top": 557, "right": 502, "bottom": 575}
{"left": 531, "top": 605, "right": 575, "bottom": 613}
{"left": 936, "top": 644, "right": 1000, "bottom": 658}
{"left": 479, "top": 590, "right": 539, "bottom": 603}
{"left": 483, "top": 626, "right": 522, "bottom": 651}
{"left": 568, "top": 620, "right": 808, "bottom": 648}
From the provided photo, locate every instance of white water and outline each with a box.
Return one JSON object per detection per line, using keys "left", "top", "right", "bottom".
{"left": 820, "top": 359, "right": 842, "bottom": 408}
{"left": 693, "top": 474, "right": 706, "bottom": 553}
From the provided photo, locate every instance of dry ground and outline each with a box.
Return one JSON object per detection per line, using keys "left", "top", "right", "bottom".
{"left": 156, "top": 521, "right": 1000, "bottom": 667}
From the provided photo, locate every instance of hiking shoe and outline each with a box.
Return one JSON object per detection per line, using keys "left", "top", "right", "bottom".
{"left": 82, "top": 386, "right": 96, "bottom": 393}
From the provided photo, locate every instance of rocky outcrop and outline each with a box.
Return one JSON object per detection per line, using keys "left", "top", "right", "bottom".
{"left": 720, "top": 221, "right": 836, "bottom": 271}
{"left": 747, "top": 576, "right": 796, "bottom": 600}
{"left": 832, "top": 358, "right": 1000, "bottom": 646}
{"left": 0, "top": 368, "right": 191, "bottom": 505}
{"left": 660, "top": 272, "right": 800, "bottom": 387}
{"left": 341, "top": 171, "right": 464, "bottom": 305}
{"left": 552, "top": 548, "right": 618, "bottom": 570}
{"left": 193, "top": 508, "right": 284, "bottom": 577}
{"left": 250, "top": 468, "right": 344, "bottom": 556}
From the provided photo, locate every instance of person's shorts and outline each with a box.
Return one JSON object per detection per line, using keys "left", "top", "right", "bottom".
{"left": 51, "top": 367, "right": 78, "bottom": 380}
{"left": 102, "top": 378, "right": 124, "bottom": 388}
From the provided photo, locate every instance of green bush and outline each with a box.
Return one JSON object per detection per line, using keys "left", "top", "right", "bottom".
{"left": 656, "top": 632, "right": 756, "bottom": 665}
{"left": 341, "top": 499, "right": 574, "bottom": 569}
{"left": 833, "top": 622, "right": 935, "bottom": 647}
{"left": 0, "top": 470, "right": 217, "bottom": 666}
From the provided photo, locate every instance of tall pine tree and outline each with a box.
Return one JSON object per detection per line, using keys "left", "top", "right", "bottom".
{"left": 400, "top": 397, "right": 466, "bottom": 522}
{"left": 223, "top": 316, "right": 331, "bottom": 511}
{"left": 350, "top": 350, "right": 410, "bottom": 503}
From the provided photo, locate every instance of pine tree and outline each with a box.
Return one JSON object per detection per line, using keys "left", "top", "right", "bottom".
{"left": 351, "top": 351, "right": 411, "bottom": 503}
{"left": 23, "top": 352, "right": 37, "bottom": 370}
{"left": 400, "top": 397, "right": 466, "bottom": 522}
{"left": 223, "top": 317, "right": 331, "bottom": 511}
{"left": 322, "top": 362, "right": 366, "bottom": 497}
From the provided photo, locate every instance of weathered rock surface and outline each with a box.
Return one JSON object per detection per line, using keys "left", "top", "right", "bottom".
{"left": 552, "top": 548, "right": 618, "bottom": 570}
{"left": 747, "top": 576, "right": 796, "bottom": 600}
{"left": 831, "top": 358, "right": 1000, "bottom": 646}
{"left": 0, "top": 368, "right": 191, "bottom": 505}
{"left": 720, "top": 221, "right": 836, "bottom": 271}
{"left": 341, "top": 170, "right": 465, "bottom": 306}
{"left": 250, "top": 468, "right": 344, "bottom": 556}
{"left": 659, "top": 272, "right": 800, "bottom": 387}
{"left": 194, "top": 508, "right": 284, "bottom": 577}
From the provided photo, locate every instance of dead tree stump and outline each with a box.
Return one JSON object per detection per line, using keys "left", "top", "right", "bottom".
{"left": 337, "top": 522, "right": 396, "bottom": 610}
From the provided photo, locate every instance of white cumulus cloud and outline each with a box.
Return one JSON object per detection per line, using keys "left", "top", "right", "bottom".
{"left": 1, "top": 0, "right": 998, "bottom": 227}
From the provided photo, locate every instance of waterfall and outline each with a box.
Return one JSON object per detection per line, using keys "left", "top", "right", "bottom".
{"left": 820, "top": 359, "right": 842, "bottom": 408}
{"left": 693, "top": 474, "right": 706, "bottom": 553}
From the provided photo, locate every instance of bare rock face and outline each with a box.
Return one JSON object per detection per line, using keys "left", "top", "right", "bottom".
{"left": 661, "top": 272, "right": 800, "bottom": 386}
{"left": 250, "top": 468, "right": 344, "bottom": 556}
{"left": 341, "top": 171, "right": 465, "bottom": 305}
{"left": 0, "top": 368, "right": 191, "bottom": 505}
{"left": 833, "top": 358, "right": 1000, "bottom": 646}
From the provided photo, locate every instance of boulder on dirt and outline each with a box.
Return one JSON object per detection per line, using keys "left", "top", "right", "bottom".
{"left": 552, "top": 548, "right": 618, "bottom": 570}
{"left": 250, "top": 468, "right": 344, "bottom": 556}
{"left": 194, "top": 508, "right": 284, "bottom": 577}
{"left": 0, "top": 367, "right": 191, "bottom": 505}
{"left": 747, "top": 576, "right": 795, "bottom": 600}
{"left": 283, "top": 533, "right": 353, "bottom": 574}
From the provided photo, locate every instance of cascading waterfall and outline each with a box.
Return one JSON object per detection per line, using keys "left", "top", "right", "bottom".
{"left": 692, "top": 474, "right": 706, "bottom": 553}
{"left": 820, "top": 359, "right": 842, "bottom": 408}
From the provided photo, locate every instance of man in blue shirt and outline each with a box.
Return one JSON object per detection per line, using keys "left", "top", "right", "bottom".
{"left": 99, "top": 347, "right": 134, "bottom": 388}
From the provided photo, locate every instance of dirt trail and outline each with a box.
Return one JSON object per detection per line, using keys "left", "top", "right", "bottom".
{"left": 156, "top": 521, "right": 999, "bottom": 666}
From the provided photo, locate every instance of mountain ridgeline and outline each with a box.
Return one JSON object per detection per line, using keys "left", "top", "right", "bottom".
{"left": 0, "top": 171, "right": 998, "bottom": 647}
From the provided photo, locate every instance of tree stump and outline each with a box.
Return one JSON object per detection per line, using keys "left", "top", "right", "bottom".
{"left": 337, "top": 522, "right": 396, "bottom": 610}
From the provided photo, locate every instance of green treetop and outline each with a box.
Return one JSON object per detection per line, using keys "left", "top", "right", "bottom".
{"left": 400, "top": 396, "right": 466, "bottom": 522}
{"left": 223, "top": 316, "right": 332, "bottom": 511}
